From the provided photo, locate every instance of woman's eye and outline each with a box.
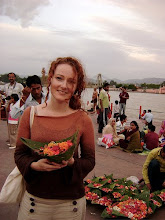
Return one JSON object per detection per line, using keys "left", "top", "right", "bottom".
{"left": 56, "top": 76, "right": 62, "bottom": 80}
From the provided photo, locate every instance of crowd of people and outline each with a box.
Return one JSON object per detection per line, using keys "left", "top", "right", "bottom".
{"left": 93, "top": 83, "right": 165, "bottom": 192}
{"left": 0, "top": 61, "right": 165, "bottom": 219}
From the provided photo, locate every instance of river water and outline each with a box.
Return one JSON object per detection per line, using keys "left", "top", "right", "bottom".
{"left": 81, "top": 88, "right": 165, "bottom": 122}
{"left": 42, "top": 87, "right": 164, "bottom": 123}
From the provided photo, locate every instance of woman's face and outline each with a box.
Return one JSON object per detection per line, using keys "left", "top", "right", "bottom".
{"left": 130, "top": 122, "right": 136, "bottom": 130}
{"left": 50, "top": 64, "right": 78, "bottom": 103}
{"left": 111, "top": 119, "right": 116, "bottom": 126}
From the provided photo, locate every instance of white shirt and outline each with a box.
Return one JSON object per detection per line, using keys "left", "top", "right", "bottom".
{"left": 142, "top": 112, "right": 153, "bottom": 123}
{"left": 3, "top": 82, "right": 24, "bottom": 98}
{"left": 8, "top": 103, "right": 19, "bottom": 124}
{"left": 116, "top": 121, "right": 127, "bottom": 133}
{"left": 10, "top": 93, "right": 45, "bottom": 119}
{"left": 114, "top": 104, "right": 119, "bottom": 114}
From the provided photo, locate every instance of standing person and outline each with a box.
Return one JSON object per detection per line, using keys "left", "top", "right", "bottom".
{"left": 6, "top": 94, "right": 19, "bottom": 149}
{"left": 113, "top": 100, "right": 119, "bottom": 121}
{"left": 119, "top": 86, "right": 129, "bottom": 115}
{"left": 142, "top": 109, "right": 153, "bottom": 125}
{"left": 10, "top": 75, "right": 45, "bottom": 119}
{"left": 14, "top": 57, "right": 95, "bottom": 220}
{"left": 142, "top": 145, "right": 165, "bottom": 191}
{"left": 96, "top": 87, "right": 102, "bottom": 123}
{"left": 98, "top": 83, "right": 110, "bottom": 133}
{"left": 92, "top": 87, "right": 98, "bottom": 112}
{"left": 144, "top": 125, "right": 159, "bottom": 150}
{"left": 0, "top": 72, "right": 24, "bottom": 141}
{"left": 1, "top": 72, "right": 24, "bottom": 98}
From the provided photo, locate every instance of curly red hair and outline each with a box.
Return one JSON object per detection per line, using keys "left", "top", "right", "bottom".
{"left": 45, "top": 57, "right": 86, "bottom": 109}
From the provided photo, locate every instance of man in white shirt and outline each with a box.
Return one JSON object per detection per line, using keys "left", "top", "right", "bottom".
{"left": 11, "top": 75, "right": 45, "bottom": 119}
{"left": 142, "top": 109, "right": 153, "bottom": 125}
{"left": 116, "top": 114, "right": 129, "bottom": 134}
{"left": 1, "top": 72, "right": 24, "bottom": 98}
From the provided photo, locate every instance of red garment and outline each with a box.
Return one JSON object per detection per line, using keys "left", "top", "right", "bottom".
{"left": 119, "top": 91, "right": 129, "bottom": 104}
{"left": 144, "top": 132, "right": 159, "bottom": 150}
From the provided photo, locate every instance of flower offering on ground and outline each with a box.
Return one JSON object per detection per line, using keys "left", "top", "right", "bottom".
{"left": 84, "top": 174, "right": 165, "bottom": 219}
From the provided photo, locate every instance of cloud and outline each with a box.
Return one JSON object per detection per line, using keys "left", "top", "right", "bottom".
{"left": 1, "top": 0, "right": 165, "bottom": 80}
{"left": 0, "top": 0, "right": 50, "bottom": 27}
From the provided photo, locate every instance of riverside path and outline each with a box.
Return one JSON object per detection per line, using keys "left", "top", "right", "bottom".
{"left": 0, "top": 114, "right": 164, "bottom": 220}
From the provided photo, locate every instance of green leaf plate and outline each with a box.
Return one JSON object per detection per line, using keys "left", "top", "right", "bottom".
{"left": 20, "top": 131, "right": 78, "bottom": 164}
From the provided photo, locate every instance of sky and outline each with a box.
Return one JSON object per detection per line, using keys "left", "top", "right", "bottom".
{"left": 0, "top": 0, "right": 165, "bottom": 81}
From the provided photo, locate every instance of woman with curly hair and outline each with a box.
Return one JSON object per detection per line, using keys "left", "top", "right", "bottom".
{"left": 15, "top": 57, "right": 95, "bottom": 220}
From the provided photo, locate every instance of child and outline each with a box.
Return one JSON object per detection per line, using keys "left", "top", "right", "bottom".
{"left": 113, "top": 100, "right": 119, "bottom": 121}
{"left": 116, "top": 114, "right": 128, "bottom": 135}
{"left": 7, "top": 94, "right": 19, "bottom": 149}
{"left": 141, "top": 110, "right": 146, "bottom": 118}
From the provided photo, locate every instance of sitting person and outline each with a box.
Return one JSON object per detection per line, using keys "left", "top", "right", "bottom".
{"left": 159, "top": 130, "right": 165, "bottom": 147}
{"left": 102, "top": 118, "right": 124, "bottom": 145}
{"left": 159, "top": 120, "right": 165, "bottom": 138}
{"left": 116, "top": 114, "right": 128, "bottom": 135}
{"left": 140, "top": 120, "right": 149, "bottom": 141}
{"left": 142, "top": 109, "right": 153, "bottom": 125}
{"left": 119, "top": 121, "right": 142, "bottom": 152}
{"left": 142, "top": 145, "right": 165, "bottom": 191}
{"left": 141, "top": 110, "right": 146, "bottom": 118}
{"left": 143, "top": 125, "right": 159, "bottom": 150}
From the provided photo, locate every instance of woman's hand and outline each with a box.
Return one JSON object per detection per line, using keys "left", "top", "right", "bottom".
{"left": 30, "top": 158, "right": 67, "bottom": 172}
{"left": 61, "top": 157, "right": 75, "bottom": 167}
{"left": 147, "top": 183, "right": 152, "bottom": 191}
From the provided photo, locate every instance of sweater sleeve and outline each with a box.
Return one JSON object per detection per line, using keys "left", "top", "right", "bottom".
{"left": 72, "top": 113, "right": 95, "bottom": 182}
{"left": 14, "top": 107, "right": 40, "bottom": 183}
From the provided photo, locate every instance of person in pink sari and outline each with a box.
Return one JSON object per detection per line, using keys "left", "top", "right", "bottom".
{"left": 159, "top": 120, "right": 165, "bottom": 138}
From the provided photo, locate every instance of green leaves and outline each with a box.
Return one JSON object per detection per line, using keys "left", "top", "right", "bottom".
{"left": 20, "top": 131, "right": 78, "bottom": 164}
{"left": 85, "top": 174, "right": 165, "bottom": 219}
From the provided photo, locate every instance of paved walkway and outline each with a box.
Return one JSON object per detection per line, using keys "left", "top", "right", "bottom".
{"left": 0, "top": 115, "right": 164, "bottom": 220}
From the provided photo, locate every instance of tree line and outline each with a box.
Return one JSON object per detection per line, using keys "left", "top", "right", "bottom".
{"left": 1, "top": 73, "right": 165, "bottom": 90}
{"left": 88, "top": 80, "right": 165, "bottom": 90}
